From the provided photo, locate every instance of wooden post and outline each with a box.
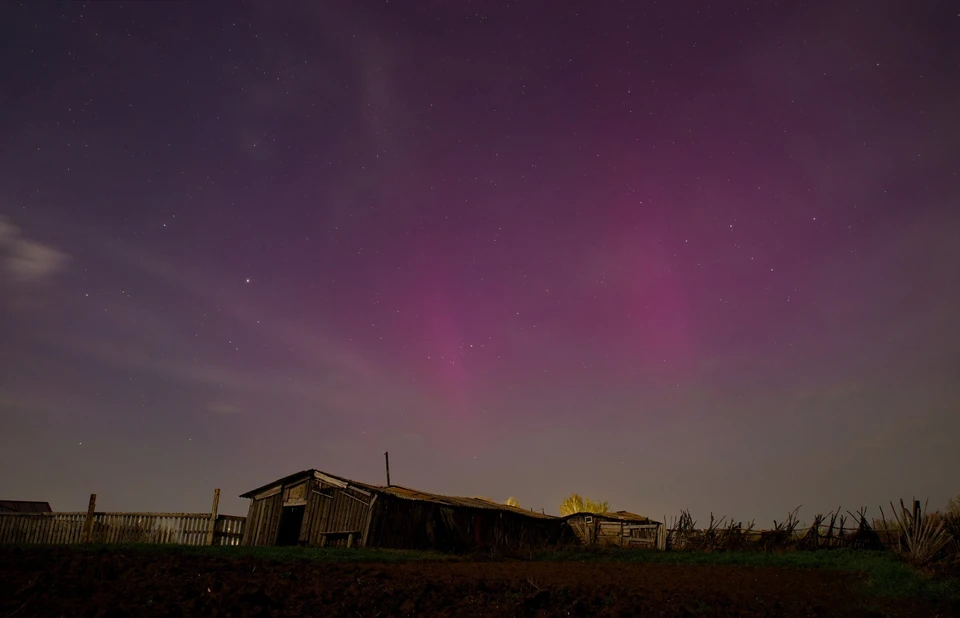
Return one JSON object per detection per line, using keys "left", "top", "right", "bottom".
{"left": 81, "top": 493, "right": 97, "bottom": 543}
{"left": 205, "top": 488, "right": 221, "bottom": 546}
{"left": 384, "top": 451, "right": 391, "bottom": 486}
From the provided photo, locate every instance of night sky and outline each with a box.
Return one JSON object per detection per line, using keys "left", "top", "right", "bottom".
{"left": 1, "top": 1, "right": 958, "bottom": 524}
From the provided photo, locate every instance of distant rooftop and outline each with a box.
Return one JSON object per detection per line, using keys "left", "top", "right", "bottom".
{"left": 564, "top": 510, "right": 660, "bottom": 524}
{"left": 0, "top": 500, "right": 52, "bottom": 513}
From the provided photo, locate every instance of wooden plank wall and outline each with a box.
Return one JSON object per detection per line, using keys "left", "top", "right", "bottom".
{"left": 482, "top": 512, "right": 565, "bottom": 550}
{"left": 0, "top": 512, "right": 245, "bottom": 546}
{"left": 563, "top": 516, "right": 661, "bottom": 549}
{"left": 367, "top": 497, "right": 565, "bottom": 551}
{"left": 302, "top": 479, "right": 372, "bottom": 547}
{"left": 565, "top": 517, "right": 593, "bottom": 544}
{"left": 367, "top": 498, "right": 441, "bottom": 550}
{"left": 241, "top": 492, "right": 283, "bottom": 546}
{"left": 595, "top": 522, "right": 659, "bottom": 547}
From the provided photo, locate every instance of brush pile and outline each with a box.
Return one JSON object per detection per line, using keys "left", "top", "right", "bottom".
{"left": 665, "top": 505, "right": 890, "bottom": 553}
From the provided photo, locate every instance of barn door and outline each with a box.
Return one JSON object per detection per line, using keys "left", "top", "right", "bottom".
{"left": 276, "top": 505, "right": 305, "bottom": 546}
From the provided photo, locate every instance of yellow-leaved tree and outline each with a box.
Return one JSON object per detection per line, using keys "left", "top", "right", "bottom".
{"left": 505, "top": 497, "right": 520, "bottom": 507}
{"left": 559, "top": 493, "right": 609, "bottom": 516}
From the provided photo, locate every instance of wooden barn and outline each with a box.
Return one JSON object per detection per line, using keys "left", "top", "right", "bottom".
{"left": 564, "top": 511, "right": 665, "bottom": 549}
{"left": 239, "top": 469, "right": 566, "bottom": 551}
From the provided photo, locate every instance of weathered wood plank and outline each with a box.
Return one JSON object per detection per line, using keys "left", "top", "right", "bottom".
{"left": 254, "top": 486, "right": 282, "bottom": 500}
{"left": 312, "top": 471, "right": 348, "bottom": 488}
{"left": 82, "top": 495, "right": 96, "bottom": 544}
{"left": 205, "top": 489, "right": 220, "bottom": 546}
{"left": 93, "top": 511, "right": 213, "bottom": 517}
{"left": 339, "top": 490, "right": 370, "bottom": 506}
{"left": 361, "top": 494, "right": 378, "bottom": 547}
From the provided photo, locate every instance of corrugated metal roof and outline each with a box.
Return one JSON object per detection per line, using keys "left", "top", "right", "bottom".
{"left": 606, "top": 511, "right": 658, "bottom": 523}
{"left": 0, "top": 500, "right": 52, "bottom": 513}
{"left": 379, "top": 485, "right": 557, "bottom": 519}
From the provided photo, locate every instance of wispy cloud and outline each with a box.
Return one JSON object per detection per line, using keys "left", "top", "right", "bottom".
{"left": 206, "top": 402, "right": 241, "bottom": 416}
{"left": 87, "top": 236, "right": 378, "bottom": 380}
{"left": 13, "top": 224, "right": 427, "bottom": 425}
{"left": 0, "top": 216, "right": 69, "bottom": 283}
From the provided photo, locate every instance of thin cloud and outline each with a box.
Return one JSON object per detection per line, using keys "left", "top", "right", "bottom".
{"left": 206, "top": 402, "right": 241, "bottom": 416}
{"left": 0, "top": 216, "right": 69, "bottom": 283}
{"left": 0, "top": 218, "right": 16, "bottom": 244}
{"left": 88, "top": 235, "right": 378, "bottom": 380}
{"left": 58, "top": 330, "right": 424, "bottom": 424}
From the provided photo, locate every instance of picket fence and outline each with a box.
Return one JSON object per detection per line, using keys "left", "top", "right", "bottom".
{"left": 0, "top": 490, "right": 245, "bottom": 547}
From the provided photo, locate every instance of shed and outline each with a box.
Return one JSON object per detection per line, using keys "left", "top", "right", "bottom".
{"left": 0, "top": 500, "right": 52, "bottom": 513}
{"left": 239, "top": 469, "right": 566, "bottom": 551}
{"left": 564, "top": 511, "right": 664, "bottom": 549}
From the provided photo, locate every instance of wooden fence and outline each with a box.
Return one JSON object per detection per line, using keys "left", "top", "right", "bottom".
{"left": 214, "top": 515, "right": 246, "bottom": 546}
{"left": 0, "top": 490, "right": 246, "bottom": 547}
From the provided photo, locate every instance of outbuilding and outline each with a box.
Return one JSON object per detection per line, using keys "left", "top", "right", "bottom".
{"left": 239, "top": 469, "right": 566, "bottom": 551}
{"left": 564, "top": 510, "right": 665, "bottom": 549}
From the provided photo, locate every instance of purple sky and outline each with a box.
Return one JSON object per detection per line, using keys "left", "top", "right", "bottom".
{"left": 1, "top": 1, "right": 958, "bottom": 525}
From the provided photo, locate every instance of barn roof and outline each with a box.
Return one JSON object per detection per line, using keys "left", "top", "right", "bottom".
{"left": 563, "top": 510, "right": 660, "bottom": 524}
{"left": 378, "top": 485, "right": 556, "bottom": 519}
{"left": 239, "top": 469, "right": 362, "bottom": 498}
{"left": 240, "top": 469, "right": 556, "bottom": 519}
{"left": 0, "top": 500, "right": 53, "bottom": 513}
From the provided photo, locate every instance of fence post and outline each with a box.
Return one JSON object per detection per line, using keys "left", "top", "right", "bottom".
{"left": 81, "top": 494, "right": 97, "bottom": 543}
{"left": 205, "top": 488, "right": 221, "bottom": 546}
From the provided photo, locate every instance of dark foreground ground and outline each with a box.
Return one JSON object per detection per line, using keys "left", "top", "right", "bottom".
{"left": 1, "top": 546, "right": 956, "bottom": 617}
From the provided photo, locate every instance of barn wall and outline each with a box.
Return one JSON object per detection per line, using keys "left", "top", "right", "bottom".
{"left": 242, "top": 491, "right": 283, "bottom": 546}
{"left": 366, "top": 496, "right": 444, "bottom": 550}
{"left": 620, "top": 523, "right": 659, "bottom": 548}
{"left": 301, "top": 478, "right": 373, "bottom": 547}
{"left": 240, "top": 499, "right": 255, "bottom": 545}
{"left": 564, "top": 516, "right": 660, "bottom": 548}
{"left": 596, "top": 521, "right": 659, "bottom": 547}
{"left": 565, "top": 516, "right": 594, "bottom": 544}
{"left": 367, "top": 496, "right": 565, "bottom": 552}
{"left": 597, "top": 520, "right": 623, "bottom": 546}
{"left": 482, "top": 511, "right": 565, "bottom": 549}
